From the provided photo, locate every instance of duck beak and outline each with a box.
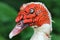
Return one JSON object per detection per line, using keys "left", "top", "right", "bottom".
{"left": 9, "top": 21, "right": 28, "bottom": 39}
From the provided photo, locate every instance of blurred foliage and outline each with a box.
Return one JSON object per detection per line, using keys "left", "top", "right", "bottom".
{"left": 0, "top": 0, "right": 60, "bottom": 40}
{"left": 52, "top": 33, "right": 60, "bottom": 40}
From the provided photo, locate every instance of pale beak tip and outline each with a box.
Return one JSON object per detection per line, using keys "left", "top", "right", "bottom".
{"left": 9, "top": 33, "right": 13, "bottom": 39}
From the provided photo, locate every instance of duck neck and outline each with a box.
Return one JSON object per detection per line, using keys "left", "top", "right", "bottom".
{"left": 30, "top": 24, "right": 52, "bottom": 40}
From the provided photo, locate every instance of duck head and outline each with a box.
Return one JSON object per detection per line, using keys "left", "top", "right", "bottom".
{"left": 9, "top": 2, "right": 50, "bottom": 39}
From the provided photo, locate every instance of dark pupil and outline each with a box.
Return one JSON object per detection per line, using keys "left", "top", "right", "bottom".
{"left": 30, "top": 8, "right": 34, "bottom": 14}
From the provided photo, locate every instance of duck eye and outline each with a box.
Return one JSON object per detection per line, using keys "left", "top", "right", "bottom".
{"left": 30, "top": 8, "right": 34, "bottom": 14}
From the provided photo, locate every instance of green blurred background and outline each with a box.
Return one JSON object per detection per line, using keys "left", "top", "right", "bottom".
{"left": 0, "top": 0, "right": 60, "bottom": 40}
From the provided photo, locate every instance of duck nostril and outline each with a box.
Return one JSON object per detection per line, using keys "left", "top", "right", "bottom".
{"left": 18, "top": 23, "right": 21, "bottom": 25}
{"left": 17, "top": 21, "right": 23, "bottom": 26}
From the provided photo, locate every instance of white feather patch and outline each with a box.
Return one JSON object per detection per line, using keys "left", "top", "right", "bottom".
{"left": 31, "top": 24, "right": 52, "bottom": 40}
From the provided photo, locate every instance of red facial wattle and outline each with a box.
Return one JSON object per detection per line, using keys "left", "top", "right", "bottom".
{"left": 15, "top": 4, "right": 50, "bottom": 26}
